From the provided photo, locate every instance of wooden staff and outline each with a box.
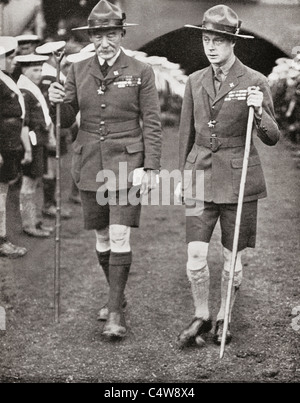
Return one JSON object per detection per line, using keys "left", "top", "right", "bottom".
{"left": 220, "top": 105, "right": 255, "bottom": 359}
{"left": 53, "top": 49, "right": 65, "bottom": 323}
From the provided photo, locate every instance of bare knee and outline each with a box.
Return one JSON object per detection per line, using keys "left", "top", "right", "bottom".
{"left": 187, "top": 241, "right": 209, "bottom": 271}
{"left": 110, "top": 225, "right": 131, "bottom": 253}
{"left": 95, "top": 227, "right": 110, "bottom": 252}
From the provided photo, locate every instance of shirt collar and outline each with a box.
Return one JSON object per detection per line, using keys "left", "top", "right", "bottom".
{"left": 98, "top": 49, "right": 121, "bottom": 67}
{"left": 212, "top": 54, "right": 236, "bottom": 77}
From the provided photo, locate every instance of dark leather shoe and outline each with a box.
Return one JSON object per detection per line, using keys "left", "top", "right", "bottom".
{"left": 98, "top": 297, "right": 127, "bottom": 321}
{"left": 178, "top": 317, "right": 212, "bottom": 348}
{"left": 102, "top": 312, "right": 127, "bottom": 339}
{"left": 23, "top": 226, "right": 51, "bottom": 238}
{"left": 213, "top": 320, "right": 232, "bottom": 346}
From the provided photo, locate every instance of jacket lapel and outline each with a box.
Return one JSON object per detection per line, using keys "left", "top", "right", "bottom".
{"left": 105, "top": 50, "right": 129, "bottom": 80}
{"left": 89, "top": 55, "right": 104, "bottom": 80}
{"left": 202, "top": 66, "right": 216, "bottom": 101}
{"left": 213, "top": 58, "right": 246, "bottom": 105}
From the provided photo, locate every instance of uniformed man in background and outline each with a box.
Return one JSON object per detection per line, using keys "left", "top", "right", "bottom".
{"left": 0, "top": 37, "right": 28, "bottom": 258}
{"left": 16, "top": 54, "right": 54, "bottom": 238}
{"left": 16, "top": 35, "right": 40, "bottom": 56}
{"left": 49, "top": 0, "right": 162, "bottom": 339}
{"left": 35, "top": 41, "right": 72, "bottom": 219}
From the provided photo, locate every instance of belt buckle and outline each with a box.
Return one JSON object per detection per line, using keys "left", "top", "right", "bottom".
{"left": 99, "top": 123, "right": 110, "bottom": 136}
{"left": 210, "top": 134, "right": 221, "bottom": 153}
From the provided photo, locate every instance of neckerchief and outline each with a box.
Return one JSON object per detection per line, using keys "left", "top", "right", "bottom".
{"left": 0, "top": 70, "right": 26, "bottom": 119}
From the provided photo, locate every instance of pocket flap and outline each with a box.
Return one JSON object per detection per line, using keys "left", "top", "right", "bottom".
{"left": 231, "top": 155, "right": 261, "bottom": 169}
{"left": 126, "top": 142, "right": 144, "bottom": 154}
{"left": 72, "top": 142, "right": 83, "bottom": 154}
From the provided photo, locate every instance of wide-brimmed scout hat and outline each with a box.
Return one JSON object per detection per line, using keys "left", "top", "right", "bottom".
{"left": 185, "top": 4, "right": 254, "bottom": 39}
{"left": 15, "top": 54, "right": 49, "bottom": 66}
{"left": 35, "top": 41, "right": 66, "bottom": 55}
{"left": 72, "top": 0, "right": 138, "bottom": 32}
{"left": 0, "top": 37, "right": 18, "bottom": 57}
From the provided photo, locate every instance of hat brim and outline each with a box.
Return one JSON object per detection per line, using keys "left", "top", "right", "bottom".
{"left": 72, "top": 23, "right": 138, "bottom": 31}
{"left": 185, "top": 24, "right": 254, "bottom": 39}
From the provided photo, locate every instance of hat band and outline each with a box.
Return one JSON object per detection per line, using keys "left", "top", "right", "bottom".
{"left": 88, "top": 19, "right": 124, "bottom": 29}
{"left": 202, "top": 21, "right": 240, "bottom": 35}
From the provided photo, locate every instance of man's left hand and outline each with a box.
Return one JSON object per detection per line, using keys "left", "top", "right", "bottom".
{"left": 247, "top": 86, "right": 263, "bottom": 117}
{"left": 141, "top": 170, "right": 158, "bottom": 196}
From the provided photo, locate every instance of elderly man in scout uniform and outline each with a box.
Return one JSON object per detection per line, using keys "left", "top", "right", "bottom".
{"left": 49, "top": 0, "right": 162, "bottom": 339}
{"left": 16, "top": 54, "right": 54, "bottom": 238}
{"left": 177, "top": 5, "right": 280, "bottom": 348}
{"left": 0, "top": 37, "right": 28, "bottom": 258}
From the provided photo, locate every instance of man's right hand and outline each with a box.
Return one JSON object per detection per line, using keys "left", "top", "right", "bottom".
{"left": 49, "top": 82, "right": 66, "bottom": 104}
{"left": 0, "top": 153, "right": 3, "bottom": 169}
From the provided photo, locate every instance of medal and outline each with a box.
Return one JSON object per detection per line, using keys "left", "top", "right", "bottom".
{"left": 97, "top": 82, "right": 107, "bottom": 95}
{"left": 208, "top": 120, "right": 217, "bottom": 128}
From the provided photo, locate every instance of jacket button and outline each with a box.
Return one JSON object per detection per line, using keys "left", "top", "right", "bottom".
{"left": 100, "top": 137, "right": 105, "bottom": 141}
{"left": 101, "top": 121, "right": 105, "bottom": 125}
{"left": 101, "top": 104, "right": 106, "bottom": 109}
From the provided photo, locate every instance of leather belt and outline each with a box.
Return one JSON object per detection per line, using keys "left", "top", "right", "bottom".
{"left": 81, "top": 119, "right": 140, "bottom": 135}
{"left": 196, "top": 134, "right": 246, "bottom": 153}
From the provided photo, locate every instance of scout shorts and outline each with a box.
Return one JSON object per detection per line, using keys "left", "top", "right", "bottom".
{"left": 22, "top": 145, "right": 48, "bottom": 179}
{"left": 80, "top": 189, "right": 142, "bottom": 230}
{"left": 186, "top": 200, "right": 258, "bottom": 251}
{"left": 0, "top": 148, "right": 22, "bottom": 183}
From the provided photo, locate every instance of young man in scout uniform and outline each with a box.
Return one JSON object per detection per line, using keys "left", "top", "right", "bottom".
{"left": 49, "top": 0, "right": 162, "bottom": 339}
{"left": 177, "top": 5, "right": 280, "bottom": 347}
{"left": 35, "top": 41, "right": 73, "bottom": 219}
{"left": 16, "top": 54, "right": 54, "bottom": 238}
{"left": 0, "top": 37, "right": 28, "bottom": 258}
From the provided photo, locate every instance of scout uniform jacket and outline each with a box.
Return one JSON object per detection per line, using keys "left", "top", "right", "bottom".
{"left": 179, "top": 58, "right": 280, "bottom": 204}
{"left": 53, "top": 50, "right": 162, "bottom": 191}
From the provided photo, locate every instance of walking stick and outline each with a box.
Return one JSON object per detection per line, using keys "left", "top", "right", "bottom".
{"left": 220, "top": 103, "right": 255, "bottom": 359}
{"left": 53, "top": 49, "right": 65, "bottom": 323}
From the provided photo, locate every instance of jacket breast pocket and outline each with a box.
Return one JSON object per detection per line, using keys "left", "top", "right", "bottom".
{"left": 231, "top": 155, "right": 266, "bottom": 197}
{"left": 71, "top": 142, "right": 83, "bottom": 184}
{"left": 125, "top": 141, "right": 144, "bottom": 173}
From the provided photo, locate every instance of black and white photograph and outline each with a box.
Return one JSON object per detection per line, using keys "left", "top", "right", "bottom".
{"left": 0, "top": 0, "right": 299, "bottom": 386}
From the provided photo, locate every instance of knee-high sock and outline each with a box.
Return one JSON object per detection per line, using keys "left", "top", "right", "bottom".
{"left": 20, "top": 193, "right": 37, "bottom": 229}
{"left": 43, "top": 178, "right": 56, "bottom": 208}
{"left": 96, "top": 250, "right": 110, "bottom": 285}
{"left": 217, "top": 248, "right": 243, "bottom": 322}
{"left": 217, "top": 269, "right": 243, "bottom": 322}
{"left": 108, "top": 252, "right": 132, "bottom": 313}
{"left": 187, "top": 265, "right": 210, "bottom": 320}
{"left": 0, "top": 183, "right": 9, "bottom": 240}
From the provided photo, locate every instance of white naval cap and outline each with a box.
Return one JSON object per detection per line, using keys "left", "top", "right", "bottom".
{"left": 15, "top": 54, "right": 49, "bottom": 64}
{"left": 66, "top": 52, "right": 95, "bottom": 64}
{"left": 80, "top": 43, "right": 95, "bottom": 53}
{"left": 0, "top": 37, "right": 18, "bottom": 56}
{"left": 16, "top": 35, "right": 40, "bottom": 44}
{"left": 35, "top": 41, "right": 66, "bottom": 55}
